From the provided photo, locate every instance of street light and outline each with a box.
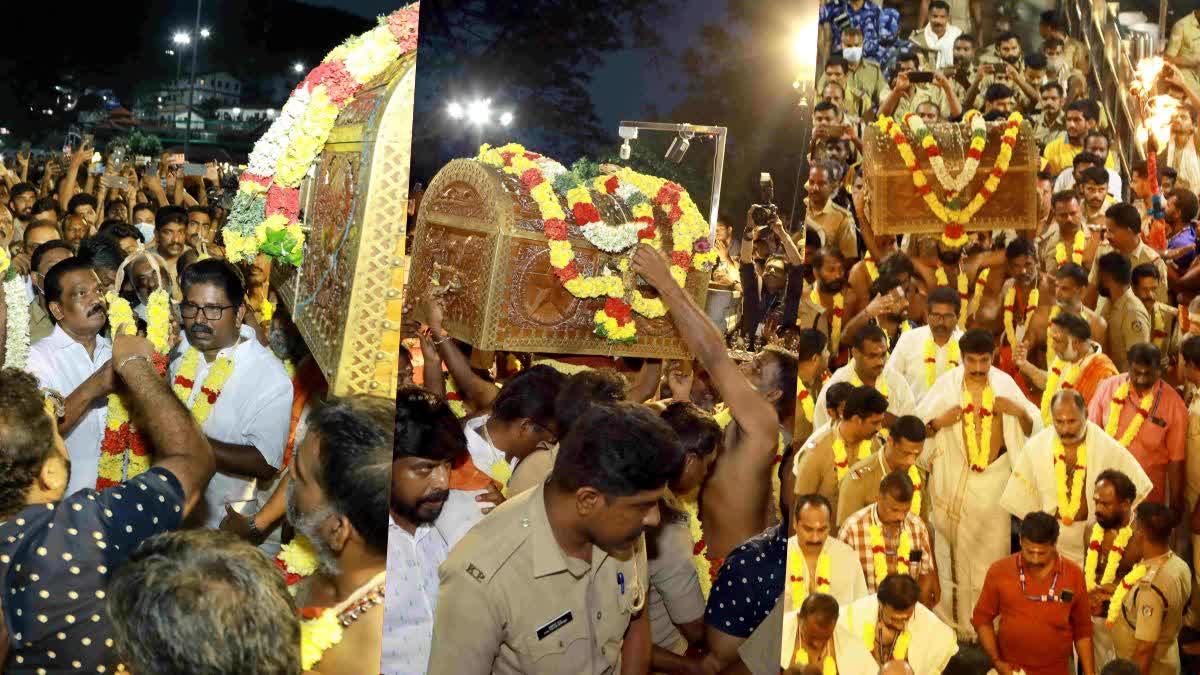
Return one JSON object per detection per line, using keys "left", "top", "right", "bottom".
{"left": 499, "top": 111, "right": 514, "bottom": 126}
{"left": 293, "top": 62, "right": 305, "bottom": 74}
{"left": 466, "top": 98, "right": 491, "bottom": 125}
{"left": 447, "top": 101, "right": 464, "bottom": 119}
{"left": 172, "top": 31, "right": 191, "bottom": 46}
{"left": 199, "top": 27, "right": 211, "bottom": 39}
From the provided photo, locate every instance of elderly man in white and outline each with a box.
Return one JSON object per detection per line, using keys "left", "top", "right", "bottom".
{"left": 813, "top": 323, "right": 916, "bottom": 431}
{"left": 916, "top": 328, "right": 1041, "bottom": 641}
{"left": 999, "top": 389, "right": 1152, "bottom": 566}
{"left": 838, "top": 574, "right": 958, "bottom": 674}
{"left": 170, "top": 260, "right": 292, "bottom": 554}
{"left": 887, "top": 286, "right": 964, "bottom": 404}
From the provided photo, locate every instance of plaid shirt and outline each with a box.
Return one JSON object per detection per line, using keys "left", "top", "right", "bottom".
{"left": 838, "top": 503, "right": 934, "bottom": 592}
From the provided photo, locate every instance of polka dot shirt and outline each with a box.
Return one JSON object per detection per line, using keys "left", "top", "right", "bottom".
{"left": 0, "top": 468, "right": 185, "bottom": 673}
{"left": 703, "top": 523, "right": 786, "bottom": 640}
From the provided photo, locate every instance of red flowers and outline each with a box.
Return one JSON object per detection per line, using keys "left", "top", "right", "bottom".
{"left": 671, "top": 250, "right": 692, "bottom": 268}
{"left": 573, "top": 202, "right": 601, "bottom": 226}
{"left": 637, "top": 225, "right": 657, "bottom": 240}
{"left": 927, "top": 146, "right": 941, "bottom": 158}
{"left": 945, "top": 224, "right": 965, "bottom": 240}
{"left": 604, "top": 176, "right": 619, "bottom": 193}
{"left": 604, "top": 297, "right": 633, "bottom": 324}
{"left": 554, "top": 261, "right": 579, "bottom": 282}
{"left": 174, "top": 375, "right": 195, "bottom": 390}
{"left": 544, "top": 218, "right": 568, "bottom": 241}
{"left": 967, "top": 147, "right": 983, "bottom": 161}
{"left": 520, "top": 168, "right": 543, "bottom": 191}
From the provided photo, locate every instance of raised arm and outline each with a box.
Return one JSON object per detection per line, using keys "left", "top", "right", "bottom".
{"left": 632, "top": 245, "right": 778, "bottom": 446}
{"left": 426, "top": 292, "right": 500, "bottom": 410}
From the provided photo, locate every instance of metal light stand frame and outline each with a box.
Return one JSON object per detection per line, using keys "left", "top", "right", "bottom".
{"left": 618, "top": 121, "right": 728, "bottom": 241}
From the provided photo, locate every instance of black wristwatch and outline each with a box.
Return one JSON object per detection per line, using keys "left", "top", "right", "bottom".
{"left": 246, "top": 513, "right": 264, "bottom": 541}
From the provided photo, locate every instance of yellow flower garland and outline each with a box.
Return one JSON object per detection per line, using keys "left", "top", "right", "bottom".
{"left": 797, "top": 379, "right": 815, "bottom": 424}
{"left": 811, "top": 287, "right": 845, "bottom": 351}
{"left": 869, "top": 524, "right": 911, "bottom": 583}
{"left": 1106, "top": 564, "right": 1148, "bottom": 627}
{"left": 793, "top": 643, "right": 838, "bottom": 674}
{"left": 489, "top": 459, "right": 513, "bottom": 498}
{"left": 145, "top": 289, "right": 171, "bottom": 354}
{"left": 1002, "top": 285, "right": 1038, "bottom": 348}
{"left": 788, "top": 550, "right": 832, "bottom": 613}
{"left": 907, "top": 465, "right": 923, "bottom": 516}
{"left": 173, "top": 348, "right": 236, "bottom": 425}
{"left": 666, "top": 489, "right": 713, "bottom": 600}
{"left": 862, "top": 620, "right": 911, "bottom": 661}
{"left": 1052, "top": 437, "right": 1087, "bottom": 525}
{"left": 962, "top": 385, "right": 995, "bottom": 472}
{"left": 1104, "top": 381, "right": 1155, "bottom": 448}
{"left": 924, "top": 336, "right": 961, "bottom": 389}
{"left": 970, "top": 268, "right": 990, "bottom": 318}
{"left": 849, "top": 372, "right": 888, "bottom": 400}
{"left": 279, "top": 534, "right": 321, "bottom": 578}
{"left": 1084, "top": 524, "right": 1133, "bottom": 591}
{"left": 833, "top": 436, "right": 873, "bottom": 481}
{"left": 865, "top": 255, "right": 879, "bottom": 282}
{"left": 1055, "top": 230, "right": 1086, "bottom": 266}
{"left": 1040, "top": 357, "right": 1082, "bottom": 426}
{"left": 300, "top": 609, "right": 344, "bottom": 670}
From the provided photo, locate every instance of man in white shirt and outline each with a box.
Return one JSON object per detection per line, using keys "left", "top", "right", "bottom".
{"left": 813, "top": 324, "right": 916, "bottom": 430}
{"left": 1052, "top": 132, "right": 1123, "bottom": 199}
{"left": 381, "top": 387, "right": 464, "bottom": 675}
{"left": 26, "top": 257, "right": 114, "bottom": 495}
{"left": 888, "top": 287, "right": 963, "bottom": 404}
{"left": 909, "top": 0, "right": 963, "bottom": 69}
{"left": 171, "top": 259, "right": 292, "bottom": 548}
{"left": 838, "top": 575, "right": 958, "bottom": 674}
{"left": 461, "top": 365, "right": 562, "bottom": 492}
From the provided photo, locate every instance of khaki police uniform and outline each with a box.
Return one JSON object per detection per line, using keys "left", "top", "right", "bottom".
{"left": 836, "top": 451, "right": 930, "bottom": 525}
{"left": 1032, "top": 110, "right": 1067, "bottom": 148}
{"left": 793, "top": 425, "right": 880, "bottom": 527}
{"left": 646, "top": 503, "right": 706, "bottom": 654}
{"left": 1092, "top": 240, "right": 1170, "bottom": 305}
{"left": 1111, "top": 553, "right": 1192, "bottom": 675}
{"left": 886, "top": 82, "right": 951, "bottom": 120}
{"left": 1151, "top": 303, "right": 1180, "bottom": 364}
{"left": 428, "top": 482, "right": 650, "bottom": 675}
{"left": 819, "top": 60, "right": 887, "bottom": 111}
{"left": 1167, "top": 11, "right": 1200, "bottom": 93}
{"left": 804, "top": 197, "right": 858, "bottom": 259}
{"left": 1100, "top": 288, "right": 1152, "bottom": 373}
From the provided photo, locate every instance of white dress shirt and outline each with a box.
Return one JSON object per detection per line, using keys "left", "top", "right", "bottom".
{"left": 27, "top": 325, "right": 112, "bottom": 497}
{"left": 170, "top": 324, "right": 292, "bottom": 538}
{"left": 812, "top": 360, "right": 916, "bottom": 430}
{"left": 888, "top": 325, "right": 964, "bottom": 404}
{"left": 1053, "top": 165, "right": 1122, "bottom": 200}
{"left": 464, "top": 414, "right": 518, "bottom": 481}
{"left": 380, "top": 515, "right": 450, "bottom": 675}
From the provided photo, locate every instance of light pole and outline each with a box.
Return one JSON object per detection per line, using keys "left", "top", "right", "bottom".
{"left": 171, "top": 32, "right": 190, "bottom": 98}
{"left": 182, "top": 0, "right": 210, "bottom": 159}
{"left": 447, "top": 98, "right": 514, "bottom": 151}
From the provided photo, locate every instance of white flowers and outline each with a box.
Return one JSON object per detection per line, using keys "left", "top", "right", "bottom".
{"left": 3, "top": 275, "right": 30, "bottom": 370}
{"left": 581, "top": 222, "right": 641, "bottom": 253}
{"left": 247, "top": 87, "right": 312, "bottom": 177}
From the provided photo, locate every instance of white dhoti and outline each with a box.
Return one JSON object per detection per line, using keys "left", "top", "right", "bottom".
{"left": 999, "top": 422, "right": 1153, "bottom": 566}
{"left": 917, "top": 367, "right": 1042, "bottom": 640}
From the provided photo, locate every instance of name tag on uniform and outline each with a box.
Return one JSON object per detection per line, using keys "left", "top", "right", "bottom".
{"left": 536, "top": 611, "right": 573, "bottom": 640}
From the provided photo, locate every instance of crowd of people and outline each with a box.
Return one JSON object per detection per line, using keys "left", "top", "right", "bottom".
{"left": 0, "top": 140, "right": 400, "bottom": 673}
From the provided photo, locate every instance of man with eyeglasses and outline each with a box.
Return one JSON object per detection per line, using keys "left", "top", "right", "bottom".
{"left": 170, "top": 258, "right": 292, "bottom": 554}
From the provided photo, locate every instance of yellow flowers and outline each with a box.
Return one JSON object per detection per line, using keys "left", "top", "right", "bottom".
{"left": 1106, "top": 564, "right": 1148, "bottom": 627}
{"left": 300, "top": 609, "right": 345, "bottom": 670}
{"left": 1105, "top": 381, "right": 1155, "bottom": 448}
{"left": 1085, "top": 525, "right": 1133, "bottom": 591}
{"left": 488, "top": 459, "right": 512, "bottom": 498}
{"left": 0, "top": 247, "right": 9, "bottom": 279}
{"left": 665, "top": 489, "right": 712, "bottom": 600}
{"left": 1053, "top": 437, "right": 1087, "bottom": 525}
{"left": 146, "top": 290, "right": 172, "bottom": 355}
{"left": 174, "top": 348, "right": 237, "bottom": 426}
{"left": 279, "top": 534, "right": 321, "bottom": 577}
{"left": 1002, "top": 286, "right": 1037, "bottom": 349}
{"left": 343, "top": 25, "right": 403, "bottom": 84}
{"left": 963, "top": 384, "right": 995, "bottom": 472}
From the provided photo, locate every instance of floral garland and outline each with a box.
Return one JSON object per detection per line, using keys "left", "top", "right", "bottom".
{"left": 833, "top": 436, "right": 873, "bottom": 481}
{"left": 811, "top": 287, "right": 845, "bottom": 351}
{"left": 907, "top": 465, "right": 923, "bottom": 516}
{"left": 666, "top": 489, "right": 714, "bottom": 600}
{"left": 1085, "top": 524, "right": 1133, "bottom": 591}
{"left": 793, "top": 647, "right": 838, "bottom": 675}
{"left": 1045, "top": 305, "right": 1062, "bottom": 365}
{"left": 172, "top": 347, "right": 236, "bottom": 425}
{"left": 444, "top": 374, "right": 468, "bottom": 418}
{"left": 1, "top": 265, "right": 28, "bottom": 370}
{"left": 864, "top": 254, "right": 879, "bottom": 282}
{"left": 923, "top": 336, "right": 961, "bottom": 389}
{"left": 907, "top": 110, "right": 987, "bottom": 194}
{"left": 225, "top": 4, "right": 419, "bottom": 267}
{"left": 1151, "top": 307, "right": 1168, "bottom": 353}
{"left": 1055, "top": 230, "right": 1086, "bottom": 266}
{"left": 97, "top": 293, "right": 170, "bottom": 490}
{"left": 935, "top": 267, "right": 971, "bottom": 330}
{"left": 300, "top": 610, "right": 343, "bottom": 671}
{"left": 489, "top": 459, "right": 513, "bottom": 498}
{"left": 476, "top": 144, "right": 715, "bottom": 342}
{"left": 1104, "top": 381, "right": 1155, "bottom": 448}
{"left": 275, "top": 533, "right": 320, "bottom": 593}
{"left": 849, "top": 372, "right": 888, "bottom": 400}
{"left": 789, "top": 550, "right": 832, "bottom": 611}
{"left": 1105, "top": 564, "right": 1148, "bottom": 627}
{"left": 797, "top": 380, "right": 815, "bottom": 424}
{"left": 1040, "top": 358, "right": 1082, "bottom": 426}
{"left": 1052, "top": 437, "right": 1087, "bottom": 525}
{"left": 869, "top": 524, "right": 911, "bottom": 582}
{"left": 863, "top": 622, "right": 911, "bottom": 662}
{"left": 962, "top": 385, "right": 995, "bottom": 472}
{"left": 1002, "top": 285, "right": 1038, "bottom": 348}
{"left": 970, "top": 268, "right": 990, "bottom": 318}
{"left": 877, "top": 111, "right": 1023, "bottom": 249}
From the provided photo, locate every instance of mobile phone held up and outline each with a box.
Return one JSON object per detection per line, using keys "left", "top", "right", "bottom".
{"left": 182, "top": 163, "right": 206, "bottom": 177}
{"left": 908, "top": 71, "right": 935, "bottom": 85}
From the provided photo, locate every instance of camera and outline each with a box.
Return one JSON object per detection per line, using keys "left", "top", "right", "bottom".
{"left": 750, "top": 172, "right": 778, "bottom": 227}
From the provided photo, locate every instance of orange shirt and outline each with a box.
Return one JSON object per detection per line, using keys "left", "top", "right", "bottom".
{"left": 1087, "top": 375, "right": 1188, "bottom": 503}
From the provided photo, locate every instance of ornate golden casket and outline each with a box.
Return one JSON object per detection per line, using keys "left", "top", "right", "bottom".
{"left": 406, "top": 159, "right": 711, "bottom": 359}
{"left": 863, "top": 120, "right": 1039, "bottom": 234}
{"left": 272, "top": 53, "right": 415, "bottom": 400}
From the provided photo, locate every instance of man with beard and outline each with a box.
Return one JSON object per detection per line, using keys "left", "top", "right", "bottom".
{"left": 171, "top": 259, "right": 292, "bottom": 550}
{"left": 186, "top": 205, "right": 215, "bottom": 253}
{"left": 975, "top": 238, "right": 1051, "bottom": 400}
{"left": 1000, "top": 389, "right": 1151, "bottom": 565}
{"left": 1037, "top": 192, "right": 1088, "bottom": 276}
{"left": 1079, "top": 470, "right": 1139, "bottom": 668}
{"left": 803, "top": 161, "right": 858, "bottom": 260}
{"left": 381, "top": 387, "right": 464, "bottom": 674}
{"left": 1092, "top": 203, "right": 1170, "bottom": 306}
{"left": 1164, "top": 188, "right": 1199, "bottom": 289}
{"left": 972, "top": 512, "right": 1096, "bottom": 675}
{"left": 1079, "top": 168, "right": 1117, "bottom": 229}
{"left": 1089, "top": 343, "right": 1188, "bottom": 515}
{"left": 839, "top": 574, "right": 957, "bottom": 673}
{"left": 1016, "top": 312, "right": 1116, "bottom": 409}
{"left": 838, "top": 416, "right": 930, "bottom": 525}
{"left": 1055, "top": 135, "right": 1123, "bottom": 200}
{"left": 1032, "top": 82, "right": 1067, "bottom": 147}
{"left": 908, "top": 1, "right": 962, "bottom": 70}
{"left": 151, "top": 205, "right": 189, "bottom": 298}
{"left": 429, "top": 402, "right": 684, "bottom": 674}
{"left": 1045, "top": 263, "right": 1108, "bottom": 357}
{"left": 792, "top": 328, "right": 830, "bottom": 454}
{"left": 813, "top": 324, "right": 916, "bottom": 431}
{"left": 797, "top": 248, "right": 853, "bottom": 359}
{"left": 285, "top": 395, "right": 392, "bottom": 675}
{"left": 796, "top": 386, "right": 887, "bottom": 525}
{"left": 634, "top": 244, "right": 790, "bottom": 563}
{"left": 783, "top": 593, "right": 875, "bottom": 673}
{"left": 1094, "top": 253, "right": 1151, "bottom": 373}
{"left": 917, "top": 328, "right": 1041, "bottom": 640}
{"left": 1130, "top": 264, "right": 1179, "bottom": 368}
{"left": 26, "top": 258, "right": 115, "bottom": 494}
{"left": 1110, "top": 503, "right": 1192, "bottom": 674}
{"left": 888, "top": 287, "right": 963, "bottom": 404}
{"left": 8, "top": 181, "right": 36, "bottom": 234}
{"left": 1044, "top": 99, "right": 1110, "bottom": 176}
{"left": 0, "top": 332, "right": 215, "bottom": 673}
{"left": 839, "top": 471, "right": 937, "bottom": 602}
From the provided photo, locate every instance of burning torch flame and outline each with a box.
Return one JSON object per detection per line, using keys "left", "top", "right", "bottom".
{"left": 1131, "top": 57, "right": 1182, "bottom": 149}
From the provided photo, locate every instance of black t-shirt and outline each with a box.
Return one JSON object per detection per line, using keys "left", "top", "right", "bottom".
{"left": 0, "top": 467, "right": 185, "bottom": 673}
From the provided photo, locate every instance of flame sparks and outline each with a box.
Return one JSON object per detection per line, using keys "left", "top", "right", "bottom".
{"left": 1132, "top": 56, "right": 1164, "bottom": 98}
{"left": 1131, "top": 57, "right": 1182, "bottom": 149}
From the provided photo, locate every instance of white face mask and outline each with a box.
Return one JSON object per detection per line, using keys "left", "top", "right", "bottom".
{"left": 843, "top": 46, "right": 863, "bottom": 63}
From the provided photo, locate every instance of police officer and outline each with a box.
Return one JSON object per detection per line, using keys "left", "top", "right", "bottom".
{"left": 1110, "top": 502, "right": 1192, "bottom": 675}
{"left": 428, "top": 402, "right": 685, "bottom": 674}
{"left": 836, "top": 416, "right": 929, "bottom": 525}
